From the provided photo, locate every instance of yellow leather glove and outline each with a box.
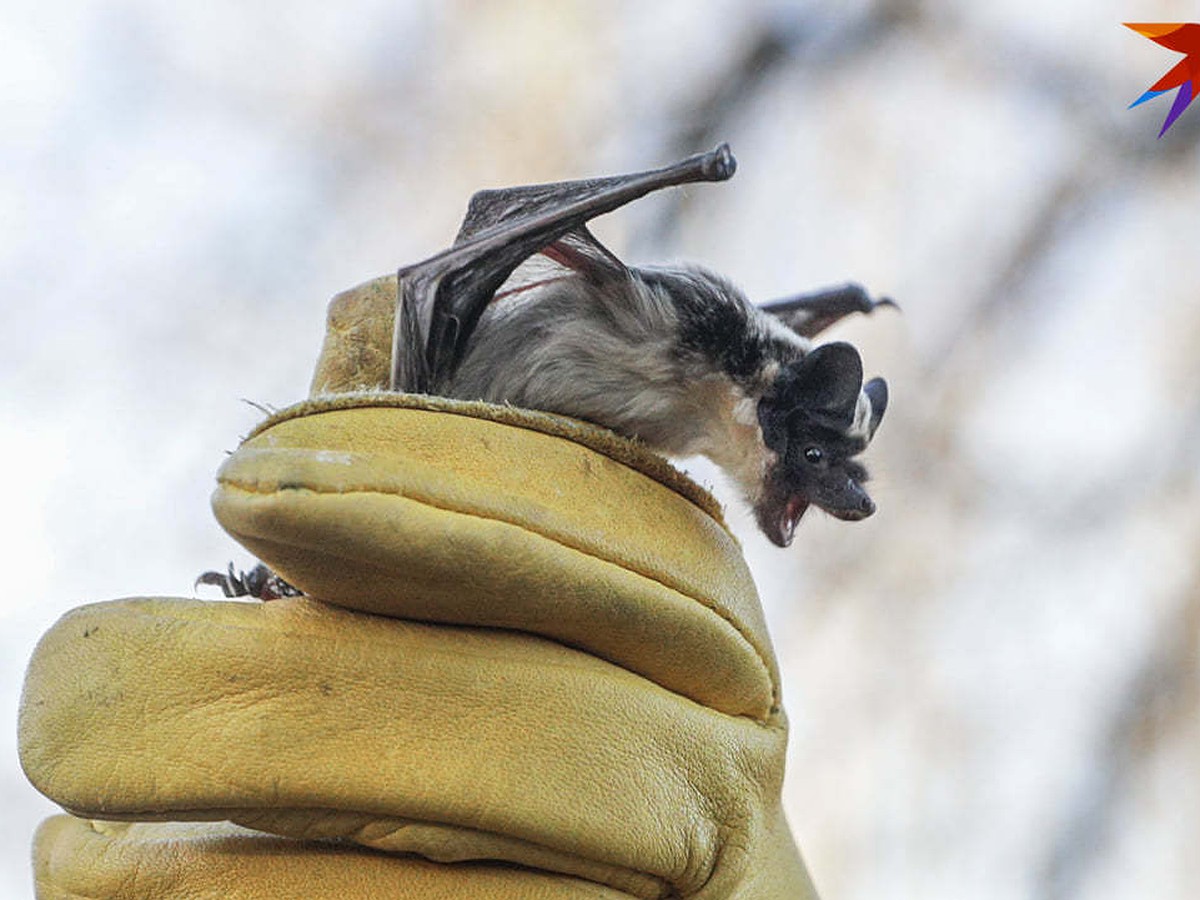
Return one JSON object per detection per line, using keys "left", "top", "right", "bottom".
{"left": 20, "top": 284, "right": 821, "bottom": 898}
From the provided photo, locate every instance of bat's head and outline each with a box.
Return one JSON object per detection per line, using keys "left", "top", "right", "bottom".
{"left": 755, "top": 342, "right": 888, "bottom": 547}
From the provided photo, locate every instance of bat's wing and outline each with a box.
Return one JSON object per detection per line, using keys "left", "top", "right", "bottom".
{"left": 760, "top": 283, "right": 897, "bottom": 339}
{"left": 392, "top": 144, "right": 737, "bottom": 393}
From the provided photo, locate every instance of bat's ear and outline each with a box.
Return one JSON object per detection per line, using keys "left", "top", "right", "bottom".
{"left": 791, "top": 342, "right": 864, "bottom": 429}
{"left": 864, "top": 377, "right": 888, "bottom": 439}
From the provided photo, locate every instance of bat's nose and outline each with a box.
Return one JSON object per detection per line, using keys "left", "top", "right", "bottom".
{"left": 824, "top": 490, "right": 875, "bottom": 521}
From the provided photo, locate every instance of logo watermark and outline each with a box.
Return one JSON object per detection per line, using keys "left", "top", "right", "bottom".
{"left": 1125, "top": 23, "right": 1199, "bottom": 137}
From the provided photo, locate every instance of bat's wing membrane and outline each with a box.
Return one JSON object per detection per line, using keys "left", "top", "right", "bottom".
{"left": 393, "top": 144, "right": 737, "bottom": 393}
{"left": 491, "top": 225, "right": 627, "bottom": 305}
{"left": 538, "top": 225, "right": 627, "bottom": 282}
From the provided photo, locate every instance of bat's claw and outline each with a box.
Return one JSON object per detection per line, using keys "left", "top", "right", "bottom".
{"left": 195, "top": 563, "right": 243, "bottom": 598}
{"left": 828, "top": 284, "right": 899, "bottom": 315}
{"left": 195, "top": 562, "right": 304, "bottom": 601}
{"left": 702, "top": 143, "right": 737, "bottom": 181}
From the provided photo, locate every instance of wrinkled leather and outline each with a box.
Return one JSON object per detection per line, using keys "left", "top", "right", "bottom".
{"left": 20, "top": 393, "right": 819, "bottom": 899}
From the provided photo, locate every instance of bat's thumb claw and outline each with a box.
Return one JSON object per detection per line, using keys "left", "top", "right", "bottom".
{"left": 195, "top": 571, "right": 227, "bottom": 592}
{"left": 703, "top": 143, "right": 737, "bottom": 181}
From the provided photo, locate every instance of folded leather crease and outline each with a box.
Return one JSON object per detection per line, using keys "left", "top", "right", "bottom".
{"left": 229, "top": 809, "right": 671, "bottom": 898}
{"left": 41, "top": 806, "right": 672, "bottom": 897}
{"left": 213, "top": 474, "right": 778, "bottom": 720}
{"left": 35, "top": 817, "right": 641, "bottom": 899}
{"left": 215, "top": 467, "right": 727, "bottom": 626}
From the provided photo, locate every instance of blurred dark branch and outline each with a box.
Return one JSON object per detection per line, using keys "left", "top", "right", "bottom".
{"left": 668, "top": 1, "right": 923, "bottom": 162}
{"left": 1037, "top": 574, "right": 1200, "bottom": 900}
{"left": 925, "top": 20, "right": 1198, "bottom": 376}
{"left": 640, "top": 1, "right": 922, "bottom": 249}
{"left": 923, "top": 168, "right": 1101, "bottom": 376}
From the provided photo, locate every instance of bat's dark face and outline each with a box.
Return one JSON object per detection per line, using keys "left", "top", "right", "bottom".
{"left": 755, "top": 342, "right": 888, "bottom": 547}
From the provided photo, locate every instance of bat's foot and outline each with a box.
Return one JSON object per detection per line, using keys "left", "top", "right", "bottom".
{"left": 785, "top": 283, "right": 898, "bottom": 316}
{"left": 760, "top": 283, "right": 899, "bottom": 338}
{"left": 195, "top": 562, "right": 304, "bottom": 601}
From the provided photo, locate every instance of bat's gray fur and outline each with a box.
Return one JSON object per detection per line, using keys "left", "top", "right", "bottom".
{"left": 450, "top": 262, "right": 793, "bottom": 454}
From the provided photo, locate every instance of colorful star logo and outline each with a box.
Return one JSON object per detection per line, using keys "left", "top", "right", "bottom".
{"left": 1125, "top": 23, "right": 1200, "bottom": 137}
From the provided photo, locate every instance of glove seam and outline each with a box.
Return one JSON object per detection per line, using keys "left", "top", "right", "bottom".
{"left": 219, "top": 476, "right": 780, "bottom": 721}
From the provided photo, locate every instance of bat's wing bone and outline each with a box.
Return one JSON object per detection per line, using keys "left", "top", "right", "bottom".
{"left": 392, "top": 144, "right": 737, "bottom": 392}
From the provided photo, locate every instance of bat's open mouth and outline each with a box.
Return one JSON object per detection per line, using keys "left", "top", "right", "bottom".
{"left": 780, "top": 496, "right": 810, "bottom": 546}
{"left": 758, "top": 484, "right": 875, "bottom": 546}
{"left": 758, "top": 495, "right": 810, "bottom": 548}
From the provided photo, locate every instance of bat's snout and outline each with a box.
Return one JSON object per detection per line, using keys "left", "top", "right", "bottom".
{"left": 824, "top": 491, "right": 875, "bottom": 521}
{"left": 815, "top": 472, "right": 877, "bottom": 522}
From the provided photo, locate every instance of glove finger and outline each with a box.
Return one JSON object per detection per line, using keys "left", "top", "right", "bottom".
{"left": 212, "top": 397, "right": 779, "bottom": 720}
{"left": 35, "top": 815, "right": 631, "bottom": 899}
{"left": 21, "top": 597, "right": 784, "bottom": 897}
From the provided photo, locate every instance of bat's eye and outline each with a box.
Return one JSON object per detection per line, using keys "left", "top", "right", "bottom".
{"left": 803, "top": 446, "right": 823, "bottom": 465}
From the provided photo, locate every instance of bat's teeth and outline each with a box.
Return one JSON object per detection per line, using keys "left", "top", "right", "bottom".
{"left": 777, "top": 496, "right": 808, "bottom": 546}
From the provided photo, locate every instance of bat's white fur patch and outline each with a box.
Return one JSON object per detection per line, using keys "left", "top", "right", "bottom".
{"left": 673, "top": 378, "right": 776, "bottom": 506}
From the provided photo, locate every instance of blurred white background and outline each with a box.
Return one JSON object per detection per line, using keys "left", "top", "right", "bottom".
{"left": 3, "top": 1, "right": 1198, "bottom": 897}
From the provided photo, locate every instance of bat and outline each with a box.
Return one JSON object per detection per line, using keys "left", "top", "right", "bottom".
{"left": 393, "top": 143, "right": 892, "bottom": 547}
{"left": 200, "top": 144, "right": 893, "bottom": 598}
